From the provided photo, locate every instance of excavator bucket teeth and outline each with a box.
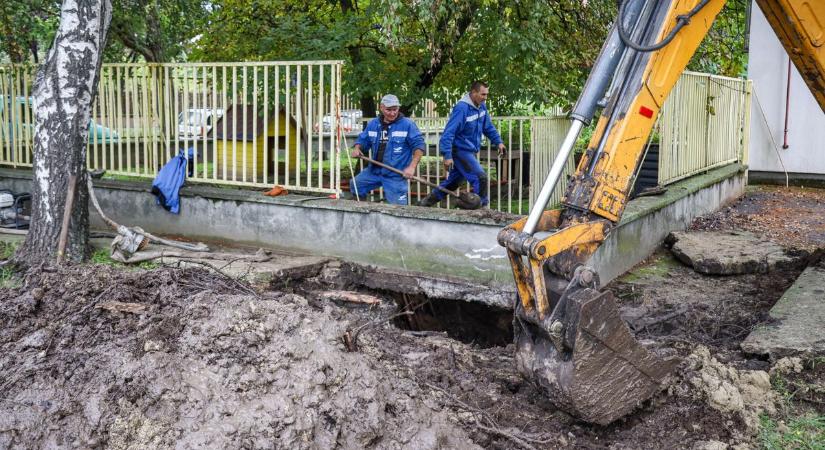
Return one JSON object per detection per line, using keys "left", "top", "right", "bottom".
{"left": 514, "top": 288, "right": 676, "bottom": 425}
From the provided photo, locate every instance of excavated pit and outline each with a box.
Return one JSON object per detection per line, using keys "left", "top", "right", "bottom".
{"left": 386, "top": 292, "right": 513, "bottom": 348}
{"left": 283, "top": 261, "right": 515, "bottom": 349}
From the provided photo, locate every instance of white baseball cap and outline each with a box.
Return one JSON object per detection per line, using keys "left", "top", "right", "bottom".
{"left": 380, "top": 94, "right": 401, "bottom": 108}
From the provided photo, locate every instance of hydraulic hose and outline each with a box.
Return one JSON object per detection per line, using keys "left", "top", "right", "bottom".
{"left": 618, "top": 0, "right": 712, "bottom": 52}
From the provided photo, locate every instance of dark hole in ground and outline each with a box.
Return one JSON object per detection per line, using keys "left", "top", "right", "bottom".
{"left": 387, "top": 292, "right": 513, "bottom": 348}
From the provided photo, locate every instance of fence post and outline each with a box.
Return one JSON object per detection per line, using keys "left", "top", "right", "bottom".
{"left": 335, "top": 62, "right": 343, "bottom": 197}
{"left": 741, "top": 80, "right": 753, "bottom": 166}
{"left": 703, "top": 74, "right": 712, "bottom": 172}
{"left": 528, "top": 117, "right": 537, "bottom": 209}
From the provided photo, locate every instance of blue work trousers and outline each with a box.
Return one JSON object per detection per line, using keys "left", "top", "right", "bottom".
{"left": 351, "top": 169, "right": 409, "bottom": 205}
{"left": 432, "top": 151, "right": 489, "bottom": 206}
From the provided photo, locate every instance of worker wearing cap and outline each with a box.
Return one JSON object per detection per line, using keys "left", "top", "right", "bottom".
{"left": 418, "top": 81, "right": 505, "bottom": 208}
{"left": 347, "top": 94, "right": 426, "bottom": 205}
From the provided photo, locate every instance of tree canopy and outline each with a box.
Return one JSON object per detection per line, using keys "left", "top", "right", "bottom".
{"left": 0, "top": 0, "right": 58, "bottom": 63}
{"left": 191, "top": 0, "right": 617, "bottom": 114}
{"left": 688, "top": 0, "right": 749, "bottom": 77}
{"left": 1, "top": 0, "right": 751, "bottom": 113}
{"left": 0, "top": 0, "right": 208, "bottom": 64}
{"left": 108, "top": 0, "right": 210, "bottom": 62}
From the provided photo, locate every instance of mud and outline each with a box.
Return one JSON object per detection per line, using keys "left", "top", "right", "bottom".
{"left": 0, "top": 185, "right": 822, "bottom": 449}
{"left": 0, "top": 259, "right": 784, "bottom": 449}
{"left": 0, "top": 265, "right": 476, "bottom": 450}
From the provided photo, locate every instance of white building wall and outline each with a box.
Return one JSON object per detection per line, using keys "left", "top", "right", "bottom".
{"left": 748, "top": 5, "right": 825, "bottom": 175}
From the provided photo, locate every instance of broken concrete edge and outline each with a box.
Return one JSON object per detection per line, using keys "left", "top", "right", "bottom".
{"left": 264, "top": 256, "right": 516, "bottom": 310}
{"left": 2, "top": 229, "right": 516, "bottom": 310}
{"left": 619, "top": 163, "right": 747, "bottom": 226}
{"left": 741, "top": 260, "right": 825, "bottom": 360}
{"left": 664, "top": 230, "right": 822, "bottom": 276}
{"left": 357, "top": 264, "right": 516, "bottom": 309}
{"left": 0, "top": 167, "right": 518, "bottom": 228}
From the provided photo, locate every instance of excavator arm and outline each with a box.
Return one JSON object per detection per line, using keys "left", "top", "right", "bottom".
{"left": 498, "top": 0, "right": 825, "bottom": 425}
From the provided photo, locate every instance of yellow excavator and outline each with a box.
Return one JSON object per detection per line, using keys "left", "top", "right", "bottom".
{"left": 498, "top": 0, "right": 825, "bottom": 425}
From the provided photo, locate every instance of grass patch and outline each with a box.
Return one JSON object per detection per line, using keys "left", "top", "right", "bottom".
{"left": 760, "top": 366, "right": 825, "bottom": 449}
{"left": 91, "top": 248, "right": 117, "bottom": 265}
{"left": 0, "top": 240, "right": 20, "bottom": 260}
{"left": 90, "top": 247, "right": 158, "bottom": 270}
{"left": 488, "top": 197, "right": 530, "bottom": 215}
{"left": 0, "top": 265, "right": 20, "bottom": 289}
{"left": 759, "top": 414, "right": 825, "bottom": 449}
{"left": 101, "top": 172, "right": 153, "bottom": 182}
{"left": 619, "top": 252, "right": 683, "bottom": 283}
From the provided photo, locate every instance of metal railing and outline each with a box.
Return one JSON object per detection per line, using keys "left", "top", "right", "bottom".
{"left": 658, "top": 71, "right": 752, "bottom": 185}
{"left": 342, "top": 115, "right": 570, "bottom": 215}
{"left": 0, "top": 61, "right": 344, "bottom": 194}
{"left": 0, "top": 63, "right": 749, "bottom": 217}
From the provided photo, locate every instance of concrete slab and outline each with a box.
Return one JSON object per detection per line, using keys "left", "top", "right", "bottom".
{"left": 666, "top": 230, "right": 808, "bottom": 275}
{"left": 742, "top": 261, "right": 825, "bottom": 359}
{"left": 358, "top": 266, "right": 515, "bottom": 309}
{"left": 158, "top": 254, "right": 333, "bottom": 285}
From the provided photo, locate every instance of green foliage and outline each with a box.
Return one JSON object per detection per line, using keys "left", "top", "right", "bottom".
{"left": 0, "top": 241, "right": 21, "bottom": 288}
{"left": 688, "top": 0, "right": 749, "bottom": 77}
{"left": 575, "top": 123, "right": 596, "bottom": 154}
{"left": 0, "top": 240, "right": 20, "bottom": 260}
{"left": 759, "top": 414, "right": 825, "bottom": 450}
{"left": 0, "top": 0, "right": 58, "bottom": 63}
{"left": 0, "top": 265, "right": 20, "bottom": 289}
{"left": 91, "top": 247, "right": 158, "bottom": 269}
{"left": 91, "top": 248, "right": 117, "bottom": 265}
{"left": 193, "top": 0, "right": 617, "bottom": 114}
{"left": 0, "top": 0, "right": 210, "bottom": 63}
{"left": 2, "top": 0, "right": 751, "bottom": 109}
{"left": 108, "top": 0, "right": 211, "bottom": 62}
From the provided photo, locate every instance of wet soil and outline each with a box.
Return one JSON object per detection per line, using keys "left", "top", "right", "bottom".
{"left": 0, "top": 185, "right": 823, "bottom": 449}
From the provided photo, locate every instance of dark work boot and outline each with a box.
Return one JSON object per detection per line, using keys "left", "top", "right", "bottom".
{"left": 417, "top": 193, "right": 441, "bottom": 207}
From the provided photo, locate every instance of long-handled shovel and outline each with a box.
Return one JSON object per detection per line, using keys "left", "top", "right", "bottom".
{"left": 355, "top": 155, "right": 481, "bottom": 210}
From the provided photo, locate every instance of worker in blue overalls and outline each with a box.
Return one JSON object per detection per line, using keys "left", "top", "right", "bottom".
{"left": 418, "top": 81, "right": 506, "bottom": 208}
{"left": 347, "top": 94, "right": 425, "bottom": 205}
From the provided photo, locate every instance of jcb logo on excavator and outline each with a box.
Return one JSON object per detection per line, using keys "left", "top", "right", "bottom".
{"left": 594, "top": 187, "right": 625, "bottom": 222}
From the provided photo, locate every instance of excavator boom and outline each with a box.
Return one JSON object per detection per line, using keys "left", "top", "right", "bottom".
{"left": 499, "top": 0, "right": 825, "bottom": 425}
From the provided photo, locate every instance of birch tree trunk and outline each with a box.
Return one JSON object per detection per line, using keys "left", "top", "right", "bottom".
{"left": 14, "top": 0, "right": 112, "bottom": 265}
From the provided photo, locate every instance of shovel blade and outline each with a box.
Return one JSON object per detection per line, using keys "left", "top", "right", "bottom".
{"left": 456, "top": 192, "right": 482, "bottom": 210}
{"left": 514, "top": 289, "right": 676, "bottom": 425}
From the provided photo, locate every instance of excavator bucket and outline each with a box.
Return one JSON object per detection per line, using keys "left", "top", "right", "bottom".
{"left": 513, "top": 283, "right": 676, "bottom": 425}
{"left": 498, "top": 0, "right": 732, "bottom": 425}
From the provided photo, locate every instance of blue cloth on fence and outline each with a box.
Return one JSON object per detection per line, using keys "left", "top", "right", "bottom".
{"left": 151, "top": 150, "right": 189, "bottom": 214}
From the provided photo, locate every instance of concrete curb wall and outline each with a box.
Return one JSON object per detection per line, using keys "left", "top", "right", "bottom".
{"left": 0, "top": 164, "right": 747, "bottom": 292}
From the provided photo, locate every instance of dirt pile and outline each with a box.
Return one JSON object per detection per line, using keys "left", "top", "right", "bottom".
{"left": 0, "top": 265, "right": 476, "bottom": 449}
{"left": 685, "top": 346, "right": 777, "bottom": 434}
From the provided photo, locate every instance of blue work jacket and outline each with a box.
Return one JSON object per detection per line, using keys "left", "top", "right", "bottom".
{"left": 355, "top": 115, "right": 425, "bottom": 177}
{"left": 439, "top": 93, "right": 503, "bottom": 160}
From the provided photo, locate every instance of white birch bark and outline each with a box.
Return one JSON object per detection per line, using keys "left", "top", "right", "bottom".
{"left": 16, "top": 0, "right": 112, "bottom": 265}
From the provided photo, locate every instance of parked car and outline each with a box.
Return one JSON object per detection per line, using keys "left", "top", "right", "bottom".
{"left": 314, "top": 109, "right": 363, "bottom": 133}
{"left": 0, "top": 95, "right": 119, "bottom": 144}
{"left": 177, "top": 108, "right": 224, "bottom": 138}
